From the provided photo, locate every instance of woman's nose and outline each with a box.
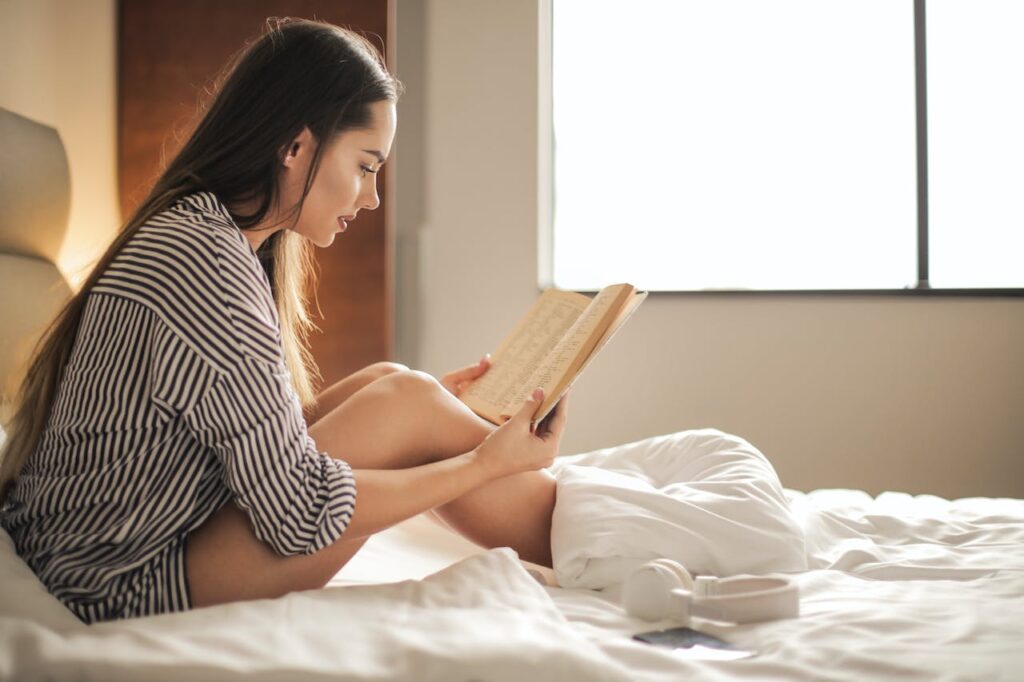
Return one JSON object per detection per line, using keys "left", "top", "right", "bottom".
{"left": 360, "top": 177, "right": 380, "bottom": 211}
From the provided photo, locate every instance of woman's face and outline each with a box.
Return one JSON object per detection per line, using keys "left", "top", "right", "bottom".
{"left": 281, "top": 100, "right": 397, "bottom": 247}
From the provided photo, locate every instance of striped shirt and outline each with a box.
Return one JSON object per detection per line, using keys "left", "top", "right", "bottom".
{"left": 0, "top": 192, "right": 357, "bottom": 624}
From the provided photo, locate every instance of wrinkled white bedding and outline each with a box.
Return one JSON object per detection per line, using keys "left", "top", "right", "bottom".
{"left": 2, "top": 546, "right": 630, "bottom": 681}
{"left": 345, "top": 429, "right": 1024, "bottom": 681}
{"left": 535, "top": 488, "right": 1024, "bottom": 681}
{"left": 549, "top": 429, "right": 807, "bottom": 589}
{"left": 793, "top": 488, "right": 1024, "bottom": 578}
{"left": 2, "top": 428, "right": 1023, "bottom": 680}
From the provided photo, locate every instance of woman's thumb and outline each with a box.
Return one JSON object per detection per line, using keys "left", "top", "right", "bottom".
{"left": 517, "top": 387, "right": 543, "bottom": 422}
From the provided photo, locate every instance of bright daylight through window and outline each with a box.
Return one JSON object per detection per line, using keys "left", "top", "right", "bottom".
{"left": 550, "top": 0, "right": 1023, "bottom": 292}
{"left": 927, "top": 1, "right": 1024, "bottom": 288}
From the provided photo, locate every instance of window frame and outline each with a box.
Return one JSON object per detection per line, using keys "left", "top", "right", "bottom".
{"left": 540, "top": 0, "right": 1024, "bottom": 297}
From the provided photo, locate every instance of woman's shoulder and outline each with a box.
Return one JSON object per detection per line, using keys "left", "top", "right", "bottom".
{"left": 91, "top": 192, "right": 281, "bottom": 368}
{"left": 135, "top": 191, "right": 255, "bottom": 266}
{"left": 98, "top": 191, "right": 267, "bottom": 293}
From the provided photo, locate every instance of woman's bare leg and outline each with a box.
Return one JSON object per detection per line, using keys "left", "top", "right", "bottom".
{"left": 432, "top": 469, "right": 557, "bottom": 567}
{"left": 303, "top": 361, "right": 410, "bottom": 425}
{"left": 187, "top": 369, "right": 557, "bottom": 607}
{"left": 303, "top": 362, "right": 458, "bottom": 532}
{"left": 305, "top": 362, "right": 555, "bottom": 559}
{"left": 186, "top": 500, "right": 372, "bottom": 606}
{"left": 306, "top": 370, "right": 558, "bottom": 565}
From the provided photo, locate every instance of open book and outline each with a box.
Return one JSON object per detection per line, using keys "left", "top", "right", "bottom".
{"left": 461, "top": 283, "right": 647, "bottom": 426}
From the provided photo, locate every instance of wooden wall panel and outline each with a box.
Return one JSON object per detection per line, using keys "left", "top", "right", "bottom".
{"left": 118, "top": 0, "right": 393, "bottom": 390}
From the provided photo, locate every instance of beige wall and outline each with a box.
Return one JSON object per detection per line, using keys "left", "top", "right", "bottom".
{"left": 0, "top": 0, "right": 120, "bottom": 288}
{"left": 5, "top": 0, "right": 1021, "bottom": 498}
{"left": 395, "top": 0, "right": 1024, "bottom": 498}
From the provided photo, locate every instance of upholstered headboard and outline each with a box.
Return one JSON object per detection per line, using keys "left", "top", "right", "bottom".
{"left": 0, "top": 108, "right": 74, "bottom": 424}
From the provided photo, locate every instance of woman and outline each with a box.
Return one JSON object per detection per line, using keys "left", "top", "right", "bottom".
{"left": 0, "top": 18, "right": 567, "bottom": 624}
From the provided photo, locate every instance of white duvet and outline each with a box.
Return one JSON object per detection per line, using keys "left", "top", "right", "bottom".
{"left": 549, "top": 428, "right": 808, "bottom": 589}
{"left": 540, "top": 486, "right": 1024, "bottom": 681}
{"left": 2, "top": 546, "right": 629, "bottom": 681}
{"left": 2, "top": 428, "right": 1023, "bottom": 681}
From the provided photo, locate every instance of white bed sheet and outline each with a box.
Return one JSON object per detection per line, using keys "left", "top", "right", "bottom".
{"left": 3, "top": 414, "right": 1023, "bottom": 681}
{"left": 338, "top": 488, "right": 1024, "bottom": 681}
{"left": 3, "top": 490, "right": 1023, "bottom": 681}
{"left": 2, "top": 538, "right": 631, "bottom": 682}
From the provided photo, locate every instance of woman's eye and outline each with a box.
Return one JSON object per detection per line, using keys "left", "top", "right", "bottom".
{"left": 360, "top": 165, "right": 378, "bottom": 177}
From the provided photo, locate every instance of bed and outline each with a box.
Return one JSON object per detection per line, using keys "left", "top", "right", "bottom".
{"left": 2, "top": 107, "right": 1023, "bottom": 681}
{"left": 3, "top": 468, "right": 1023, "bottom": 681}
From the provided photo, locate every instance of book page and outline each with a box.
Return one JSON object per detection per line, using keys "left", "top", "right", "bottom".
{"left": 461, "top": 289, "right": 590, "bottom": 422}
{"left": 522, "top": 284, "right": 636, "bottom": 420}
{"left": 531, "top": 289, "right": 648, "bottom": 424}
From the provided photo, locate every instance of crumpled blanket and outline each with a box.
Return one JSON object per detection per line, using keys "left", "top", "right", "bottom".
{"left": 549, "top": 428, "right": 807, "bottom": 590}
{"left": 0, "top": 547, "right": 632, "bottom": 682}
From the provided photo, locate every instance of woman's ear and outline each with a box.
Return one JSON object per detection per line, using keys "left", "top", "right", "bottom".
{"left": 281, "top": 127, "right": 315, "bottom": 168}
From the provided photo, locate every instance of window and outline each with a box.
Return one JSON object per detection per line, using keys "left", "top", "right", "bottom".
{"left": 548, "top": 0, "right": 1023, "bottom": 293}
{"left": 927, "top": 1, "right": 1024, "bottom": 289}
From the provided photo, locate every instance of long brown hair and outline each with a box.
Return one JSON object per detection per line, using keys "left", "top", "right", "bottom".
{"left": 1, "top": 18, "right": 401, "bottom": 500}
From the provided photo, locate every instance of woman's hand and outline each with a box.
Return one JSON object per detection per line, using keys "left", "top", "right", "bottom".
{"left": 474, "top": 388, "right": 570, "bottom": 479}
{"left": 439, "top": 354, "right": 492, "bottom": 398}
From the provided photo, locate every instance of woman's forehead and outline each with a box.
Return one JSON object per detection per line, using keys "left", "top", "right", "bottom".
{"left": 336, "top": 102, "right": 395, "bottom": 157}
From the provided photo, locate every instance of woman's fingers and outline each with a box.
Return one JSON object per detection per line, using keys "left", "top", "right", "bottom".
{"left": 477, "top": 388, "right": 566, "bottom": 476}
{"left": 442, "top": 355, "right": 492, "bottom": 393}
{"left": 535, "top": 392, "right": 568, "bottom": 439}
{"left": 499, "top": 387, "right": 542, "bottom": 425}
{"left": 466, "top": 354, "right": 491, "bottom": 377}
{"left": 518, "top": 388, "right": 543, "bottom": 424}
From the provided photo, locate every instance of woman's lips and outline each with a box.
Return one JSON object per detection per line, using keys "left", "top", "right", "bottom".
{"left": 337, "top": 217, "right": 348, "bottom": 232}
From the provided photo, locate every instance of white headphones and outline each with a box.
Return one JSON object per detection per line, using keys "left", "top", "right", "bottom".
{"left": 622, "top": 559, "right": 799, "bottom": 624}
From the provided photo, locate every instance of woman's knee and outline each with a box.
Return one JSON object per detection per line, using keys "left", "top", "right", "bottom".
{"left": 371, "top": 367, "right": 448, "bottom": 401}
{"left": 310, "top": 368, "right": 488, "bottom": 470}
{"left": 368, "top": 369, "right": 491, "bottom": 455}
{"left": 365, "top": 361, "right": 409, "bottom": 383}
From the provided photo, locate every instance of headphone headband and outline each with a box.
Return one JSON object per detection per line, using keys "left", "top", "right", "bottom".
{"left": 624, "top": 561, "right": 799, "bottom": 624}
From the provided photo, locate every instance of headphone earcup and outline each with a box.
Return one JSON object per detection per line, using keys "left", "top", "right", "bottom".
{"left": 622, "top": 559, "right": 694, "bottom": 621}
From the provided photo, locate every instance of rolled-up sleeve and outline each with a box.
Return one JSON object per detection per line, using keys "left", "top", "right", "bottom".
{"left": 184, "top": 354, "right": 356, "bottom": 556}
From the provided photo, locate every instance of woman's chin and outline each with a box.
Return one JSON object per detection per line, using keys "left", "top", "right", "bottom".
{"left": 314, "top": 233, "right": 337, "bottom": 248}
{"left": 291, "top": 225, "right": 336, "bottom": 248}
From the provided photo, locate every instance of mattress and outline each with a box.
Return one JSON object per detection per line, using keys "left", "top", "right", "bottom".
{"left": 336, "top": 489, "right": 1024, "bottom": 681}
{"left": 2, "top": 461, "right": 1022, "bottom": 680}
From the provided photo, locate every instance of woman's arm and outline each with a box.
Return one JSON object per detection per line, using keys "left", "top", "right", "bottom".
{"left": 340, "top": 387, "right": 566, "bottom": 541}
{"left": 342, "top": 450, "right": 492, "bottom": 540}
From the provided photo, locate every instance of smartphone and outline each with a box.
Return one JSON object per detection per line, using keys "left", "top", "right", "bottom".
{"left": 632, "top": 626, "right": 756, "bottom": 661}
